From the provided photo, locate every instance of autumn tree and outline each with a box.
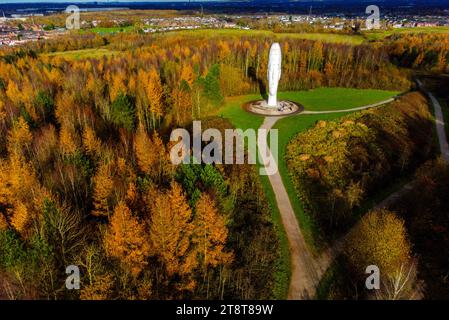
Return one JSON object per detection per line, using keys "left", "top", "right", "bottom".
{"left": 80, "top": 273, "right": 114, "bottom": 300}
{"left": 92, "top": 161, "right": 115, "bottom": 217}
{"left": 192, "top": 193, "right": 232, "bottom": 273}
{"left": 149, "top": 182, "right": 197, "bottom": 290}
{"left": 82, "top": 126, "right": 102, "bottom": 156}
{"left": 104, "top": 201, "right": 150, "bottom": 278}
{"left": 59, "top": 124, "right": 78, "bottom": 156}
{"left": 7, "top": 116, "right": 32, "bottom": 156}
{"left": 146, "top": 68, "right": 164, "bottom": 129}
{"left": 134, "top": 127, "right": 173, "bottom": 183}
{"left": 344, "top": 209, "right": 411, "bottom": 278}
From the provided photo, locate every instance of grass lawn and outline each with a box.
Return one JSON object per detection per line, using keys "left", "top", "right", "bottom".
{"left": 44, "top": 48, "right": 119, "bottom": 60}
{"left": 165, "top": 29, "right": 365, "bottom": 45}
{"left": 278, "top": 88, "right": 399, "bottom": 111}
{"left": 217, "top": 94, "right": 265, "bottom": 130}
{"left": 218, "top": 88, "right": 398, "bottom": 124}
{"left": 83, "top": 26, "right": 136, "bottom": 34}
{"left": 364, "top": 26, "right": 449, "bottom": 41}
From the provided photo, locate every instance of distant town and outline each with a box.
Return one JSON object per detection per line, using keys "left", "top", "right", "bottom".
{"left": 1, "top": 10, "right": 449, "bottom": 47}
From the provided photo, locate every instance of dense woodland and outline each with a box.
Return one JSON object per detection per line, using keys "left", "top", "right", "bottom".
{"left": 0, "top": 28, "right": 447, "bottom": 299}
{"left": 386, "top": 33, "right": 449, "bottom": 72}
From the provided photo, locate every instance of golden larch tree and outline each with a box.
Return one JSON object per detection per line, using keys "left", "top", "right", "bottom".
{"left": 7, "top": 116, "right": 32, "bottom": 156}
{"left": 104, "top": 202, "right": 150, "bottom": 278}
{"left": 192, "top": 193, "right": 233, "bottom": 272}
{"left": 59, "top": 124, "right": 78, "bottom": 156}
{"left": 149, "top": 182, "right": 197, "bottom": 282}
{"left": 82, "top": 126, "right": 102, "bottom": 156}
{"left": 146, "top": 68, "right": 164, "bottom": 128}
{"left": 134, "top": 125, "right": 156, "bottom": 174}
{"left": 92, "top": 161, "right": 115, "bottom": 217}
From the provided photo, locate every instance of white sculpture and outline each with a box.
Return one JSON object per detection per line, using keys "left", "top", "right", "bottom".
{"left": 267, "top": 43, "right": 282, "bottom": 107}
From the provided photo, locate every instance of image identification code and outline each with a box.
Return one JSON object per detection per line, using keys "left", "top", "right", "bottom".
{"left": 176, "top": 304, "right": 274, "bottom": 317}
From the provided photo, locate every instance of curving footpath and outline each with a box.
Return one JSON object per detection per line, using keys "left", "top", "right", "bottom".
{"left": 257, "top": 93, "right": 449, "bottom": 300}
{"left": 416, "top": 80, "right": 449, "bottom": 162}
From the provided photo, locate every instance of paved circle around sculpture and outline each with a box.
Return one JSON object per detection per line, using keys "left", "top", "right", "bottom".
{"left": 243, "top": 100, "right": 304, "bottom": 116}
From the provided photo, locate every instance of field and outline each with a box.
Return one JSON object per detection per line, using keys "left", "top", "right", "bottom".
{"left": 43, "top": 48, "right": 119, "bottom": 60}
{"left": 364, "top": 26, "right": 449, "bottom": 41}
{"left": 218, "top": 88, "right": 399, "bottom": 250}
{"left": 150, "top": 28, "right": 365, "bottom": 45}
{"left": 86, "top": 26, "right": 136, "bottom": 34}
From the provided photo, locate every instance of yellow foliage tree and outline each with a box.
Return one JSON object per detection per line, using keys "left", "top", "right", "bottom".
{"left": 146, "top": 68, "right": 164, "bottom": 128}
{"left": 193, "top": 194, "right": 233, "bottom": 272}
{"left": 9, "top": 202, "right": 30, "bottom": 235}
{"left": 7, "top": 116, "right": 32, "bottom": 156}
{"left": 134, "top": 125, "right": 155, "bottom": 174}
{"left": 344, "top": 209, "right": 411, "bottom": 278}
{"left": 1, "top": 152, "right": 49, "bottom": 237}
{"left": 0, "top": 99, "right": 6, "bottom": 121}
{"left": 82, "top": 126, "right": 102, "bottom": 155}
{"left": 134, "top": 127, "right": 172, "bottom": 183}
{"left": 59, "top": 124, "right": 78, "bottom": 156}
{"left": 80, "top": 273, "right": 114, "bottom": 300}
{"left": 104, "top": 202, "right": 150, "bottom": 277}
{"left": 149, "top": 182, "right": 197, "bottom": 281}
{"left": 92, "top": 161, "right": 115, "bottom": 217}
{"left": 180, "top": 64, "right": 195, "bottom": 87}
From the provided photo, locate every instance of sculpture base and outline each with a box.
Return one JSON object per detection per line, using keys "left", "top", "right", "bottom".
{"left": 243, "top": 100, "right": 303, "bottom": 116}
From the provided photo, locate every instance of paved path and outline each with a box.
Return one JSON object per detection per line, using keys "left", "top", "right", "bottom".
{"left": 416, "top": 80, "right": 449, "bottom": 162}
{"left": 259, "top": 116, "right": 323, "bottom": 299}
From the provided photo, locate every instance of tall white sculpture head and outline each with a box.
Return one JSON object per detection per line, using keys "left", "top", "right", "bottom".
{"left": 267, "top": 42, "right": 282, "bottom": 107}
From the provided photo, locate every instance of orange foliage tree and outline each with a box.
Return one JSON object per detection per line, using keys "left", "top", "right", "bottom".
{"left": 104, "top": 201, "right": 150, "bottom": 278}
{"left": 149, "top": 182, "right": 197, "bottom": 289}
{"left": 192, "top": 193, "right": 233, "bottom": 273}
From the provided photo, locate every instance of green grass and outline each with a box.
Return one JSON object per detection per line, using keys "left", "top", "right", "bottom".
{"left": 84, "top": 25, "right": 136, "bottom": 34}
{"left": 165, "top": 29, "right": 365, "bottom": 45}
{"left": 44, "top": 48, "right": 118, "bottom": 60}
{"left": 364, "top": 26, "right": 449, "bottom": 41}
{"left": 217, "top": 94, "right": 265, "bottom": 130}
{"left": 278, "top": 88, "right": 399, "bottom": 111}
